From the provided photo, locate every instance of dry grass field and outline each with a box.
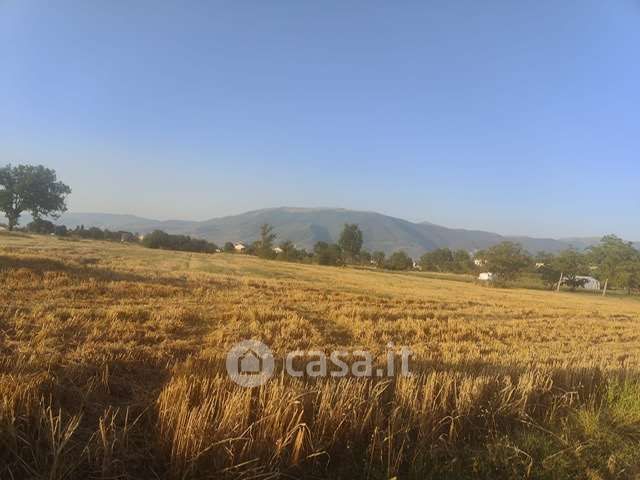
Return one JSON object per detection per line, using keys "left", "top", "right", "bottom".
{"left": 1, "top": 232, "right": 640, "bottom": 479}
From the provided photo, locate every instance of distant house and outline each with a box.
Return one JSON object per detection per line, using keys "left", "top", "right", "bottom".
{"left": 535, "top": 262, "right": 545, "bottom": 269}
{"left": 273, "top": 246, "right": 283, "bottom": 254}
{"left": 412, "top": 260, "right": 421, "bottom": 270}
{"left": 234, "top": 242, "right": 246, "bottom": 252}
{"left": 478, "top": 272, "right": 494, "bottom": 281}
{"left": 474, "top": 258, "right": 487, "bottom": 267}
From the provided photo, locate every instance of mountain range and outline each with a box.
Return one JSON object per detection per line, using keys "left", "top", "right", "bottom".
{"left": 36, "top": 207, "right": 636, "bottom": 258}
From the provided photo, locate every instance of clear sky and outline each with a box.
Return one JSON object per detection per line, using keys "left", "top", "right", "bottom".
{"left": 1, "top": 1, "right": 639, "bottom": 238}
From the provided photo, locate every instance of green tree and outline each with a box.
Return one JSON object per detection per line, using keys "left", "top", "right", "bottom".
{"left": 314, "top": 241, "right": 343, "bottom": 266}
{"left": 372, "top": 251, "right": 386, "bottom": 268}
{"left": 359, "top": 250, "right": 372, "bottom": 265}
{"left": 385, "top": 251, "right": 413, "bottom": 271}
{"left": 223, "top": 242, "right": 235, "bottom": 253}
{"left": 452, "top": 249, "right": 473, "bottom": 273}
{"left": 617, "top": 259, "right": 640, "bottom": 295}
{"left": 535, "top": 251, "right": 555, "bottom": 266}
{"left": 142, "top": 230, "right": 170, "bottom": 249}
{"left": 54, "top": 225, "right": 68, "bottom": 237}
{"left": 278, "top": 240, "right": 299, "bottom": 262}
{"left": 338, "top": 224, "right": 363, "bottom": 263}
{"left": 421, "top": 248, "right": 473, "bottom": 273}
{"left": 140, "top": 229, "right": 217, "bottom": 253}
{"left": 87, "top": 227, "right": 105, "bottom": 240}
{"left": 26, "top": 218, "right": 56, "bottom": 234}
{"left": 255, "top": 223, "right": 277, "bottom": 259}
{"left": 539, "top": 264, "right": 561, "bottom": 289}
{"left": 589, "top": 235, "right": 640, "bottom": 294}
{"left": 553, "top": 249, "right": 589, "bottom": 290}
{"left": 484, "top": 241, "right": 531, "bottom": 282}
{"left": 0, "top": 164, "right": 71, "bottom": 230}
{"left": 297, "top": 248, "right": 311, "bottom": 263}
{"left": 420, "top": 248, "right": 454, "bottom": 272}
{"left": 533, "top": 252, "right": 559, "bottom": 289}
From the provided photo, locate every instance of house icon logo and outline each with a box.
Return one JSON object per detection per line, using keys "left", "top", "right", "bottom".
{"left": 226, "top": 340, "right": 275, "bottom": 387}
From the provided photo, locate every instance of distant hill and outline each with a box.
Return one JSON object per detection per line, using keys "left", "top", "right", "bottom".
{"left": 38, "top": 207, "right": 637, "bottom": 258}
{"left": 42, "top": 213, "right": 164, "bottom": 231}
{"left": 13, "top": 212, "right": 196, "bottom": 235}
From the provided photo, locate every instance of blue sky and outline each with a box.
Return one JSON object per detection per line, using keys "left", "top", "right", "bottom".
{"left": 1, "top": 1, "right": 639, "bottom": 238}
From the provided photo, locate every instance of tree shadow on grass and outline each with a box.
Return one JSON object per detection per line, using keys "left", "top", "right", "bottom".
{"left": 0, "top": 254, "right": 189, "bottom": 288}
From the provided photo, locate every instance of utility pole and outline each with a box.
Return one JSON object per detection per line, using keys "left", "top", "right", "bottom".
{"left": 556, "top": 272, "right": 563, "bottom": 292}
{"left": 602, "top": 278, "right": 608, "bottom": 297}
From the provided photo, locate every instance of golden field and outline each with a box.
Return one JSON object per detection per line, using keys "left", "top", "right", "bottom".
{"left": 1, "top": 232, "right": 639, "bottom": 479}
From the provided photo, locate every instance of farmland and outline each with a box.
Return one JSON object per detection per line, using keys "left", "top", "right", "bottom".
{"left": 1, "top": 232, "right": 640, "bottom": 479}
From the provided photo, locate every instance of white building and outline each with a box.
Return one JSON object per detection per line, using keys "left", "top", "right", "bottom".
{"left": 234, "top": 242, "right": 246, "bottom": 252}
{"left": 273, "top": 246, "right": 283, "bottom": 254}
{"left": 474, "top": 258, "right": 487, "bottom": 267}
{"left": 478, "top": 272, "right": 494, "bottom": 281}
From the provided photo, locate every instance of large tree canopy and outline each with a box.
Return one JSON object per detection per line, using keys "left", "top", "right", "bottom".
{"left": 385, "top": 250, "right": 413, "bottom": 271}
{"left": 314, "top": 241, "right": 343, "bottom": 266}
{"left": 0, "top": 164, "right": 71, "bottom": 230}
{"left": 255, "top": 223, "right": 277, "bottom": 259}
{"left": 553, "top": 248, "right": 590, "bottom": 290}
{"left": 589, "top": 235, "right": 640, "bottom": 294}
{"left": 338, "top": 223, "right": 363, "bottom": 262}
{"left": 483, "top": 241, "right": 531, "bottom": 282}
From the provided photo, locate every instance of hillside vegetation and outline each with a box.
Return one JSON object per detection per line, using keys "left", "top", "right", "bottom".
{"left": 1, "top": 232, "right": 640, "bottom": 479}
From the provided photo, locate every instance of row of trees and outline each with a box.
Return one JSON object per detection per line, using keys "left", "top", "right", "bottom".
{"left": 24, "top": 218, "right": 70, "bottom": 236}
{"left": 419, "top": 248, "right": 475, "bottom": 273}
{"left": 221, "top": 224, "right": 356, "bottom": 265}
{"left": 313, "top": 224, "right": 415, "bottom": 270}
{"left": 220, "top": 224, "right": 310, "bottom": 261}
{"left": 220, "top": 223, "right": 418, "bottom": 270}
{"left": 17, "top": 219, "right": 222, "bottom": 255}
{"left": 21, "top": 221, "right": 140, "bottom": 243}
{"left": 141, "top": 230, "right": 219, "bottom": 253}
{"left": 422, "top": 237, "right": 640, "bottom": 293}
{"left": 475, "top": 242, "right": 533, "bottom": 282}
{"left": 71, "top": 225, "right": 137, "bottom": 242}
{"left": 412, "top": 237, "right": 640, "bottom": 294}
{"left": 537, "top": 236, "right": 640, "bottom": 293}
